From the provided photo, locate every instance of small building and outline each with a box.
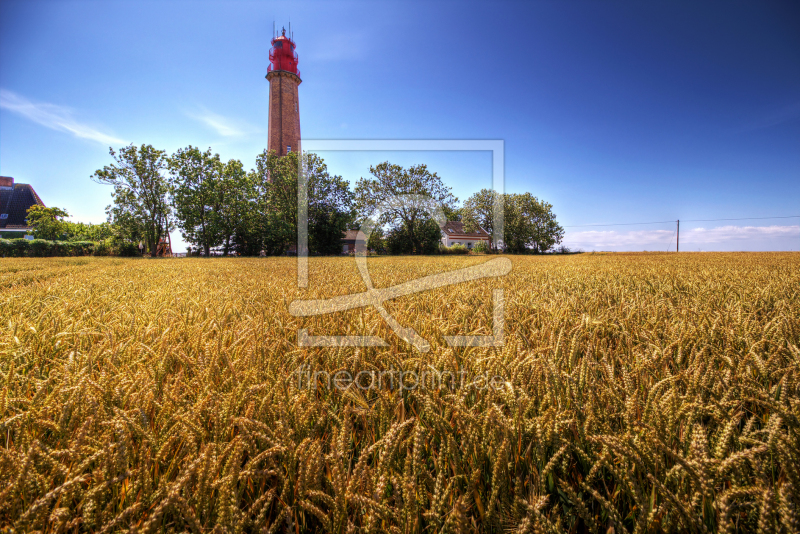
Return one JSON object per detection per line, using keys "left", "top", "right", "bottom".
{"left": 0, "top": 176, "right": 44, "bottom": 237}
{"left": 441, "top": 221, "right": 490, "bottom": 249}
{"left": 341, "top": 229, "right": 361, "bottom": 253}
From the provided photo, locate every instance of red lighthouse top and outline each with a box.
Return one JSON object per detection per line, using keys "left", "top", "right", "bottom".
{"left": 268, "top": 27, "right": 300, "bottom": 78}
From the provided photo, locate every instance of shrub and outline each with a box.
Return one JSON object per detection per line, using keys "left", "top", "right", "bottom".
{"left": 472, "top": 241, "right": 491, "bottom": 254}
{"left": 0, "top": 238, "right": 31, "bottom": 257}
{"left": 0, "top": 238, "right": 119, "bottom": 257}
{"left": 28, "top": 239, "right": 55, "bottom": 257}
{"left": 116, "top": 242, "right": 140, "bottom": 257}
{"left": 70, "top": 241, "right": 95, "bottom": 256}
{"left": 93, "top": 240, "right": 112, "bottom": 256}
{"left": 51, "top": 241, "right": 92, "bottom": 256}
{"left": 439, "top": 243, "right": 469, "bottom": 255}
{"left": 0, "top": 231, "right": 29, "bottom": 239}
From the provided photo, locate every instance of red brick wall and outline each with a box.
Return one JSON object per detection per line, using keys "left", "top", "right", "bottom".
{"left": 0, "top": 176, "right": 13, "bottom": 188}
{"left": 267, "top": 71, "right": 301, "bottom": 159}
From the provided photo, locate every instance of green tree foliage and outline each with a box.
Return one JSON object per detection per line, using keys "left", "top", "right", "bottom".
{"left": 168, "top": 146, "right": 223, "bottom": 256}
{"left": 504, "top": 193, "right": 564, "bottom": 253}
{"left": 386, "top": 219, "right": 442, "bottom": 255}
{"left": 25, "top": 206, "right": 70, "bottom": 240}
{"left": 462, "top": 189, "right": 564, "bottom": 253}
{"left": 169, "top": 147, "right": 250, "bottom": 256}
{"left": 250, "top": 150, "right": 353, "bottom": 256}
{"left": 354, "top": 162, "right": 457, "bottom": 254}
{"left": 64, "top": 221, "right": 116, "bottom": 243}
{"left": 442, "top": 204, "right": 462, "bottom": 222}
{"left": 307, "top": 155, "right": 355, "bottom": 255}
{"left": 27, "top": 206, "right": 119, "bottom": 245}
{"left": 92, "top": 144, "right": 172, "bottom": 254}
{"left": 228, "top": 173, "right": 264, "bottom": 256}
{"left": 84, "top": 144, "right": 560, "bottom": 257}
{"left": 257, "top": 150, "right": 301, "bottom": 255}
{"left": 366, "top": 226, "right": 386, "bottom": 254}
{"left": 461, "top": 188, "right": 500, "bottom": 249}
{"left": 215, "top": 159, "right": 250, "bottom": 256}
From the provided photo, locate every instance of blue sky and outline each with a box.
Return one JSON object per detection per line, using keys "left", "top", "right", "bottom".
{"left": 1, "top": 0, "right": 798, "bottom": 251}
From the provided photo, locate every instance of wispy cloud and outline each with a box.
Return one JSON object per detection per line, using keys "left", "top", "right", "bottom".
{"left": 563, "top": 229, "right": 675, "bottom": 249}
{"left": 563, "top": 225, "right": 799, "bottom": 250}
{"left": 682, "top": 225, "right": 799, "bottom": 243}
{"left": 739, "top": 101, "right": 800, "bottom": 132}
{"left": 185, "top": 107, "right": 258, "bottom": 137}
{"left": 0, "top": 88, "right": 125, "bottom": 146}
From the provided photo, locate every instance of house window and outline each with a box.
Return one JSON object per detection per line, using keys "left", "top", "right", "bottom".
{"left": 0, "top": 214, "right": 7, "bottom": 219}
{"left": 287, "top": 146, "right": 291, "bottom": 153}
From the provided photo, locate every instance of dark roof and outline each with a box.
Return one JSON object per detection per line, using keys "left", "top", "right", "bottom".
{"left": 341, "top": 229, "right": 361, "bottom": 243}
{"left": 0, "top": 182, "right": 45, "bottom": 229}
{"left": 442, "top": 221, "right": 489, "bottom": 238}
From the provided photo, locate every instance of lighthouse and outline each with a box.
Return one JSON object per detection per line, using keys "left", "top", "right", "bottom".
{"left": 266, "top": 26, "right": 301, "bottom": 158}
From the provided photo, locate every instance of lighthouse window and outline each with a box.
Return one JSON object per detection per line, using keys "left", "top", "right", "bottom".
{"left": 274, "top": 41, "right": 283, "bottom": 48}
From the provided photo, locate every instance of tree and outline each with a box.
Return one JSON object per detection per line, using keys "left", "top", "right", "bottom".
{"left": 253, "top": 149, "right": 303, "bottom": 255}
{"left": 462, "top": 190, "right": 564, "bottom": 253}
{"left": 442, "top": 204, "right": 462, "bottom": 223}
{"left": 462, "top": 188, "right": 500, "bottom": 249}
{"left": 64, "top": 221, "right": 116, "bottom": 242}
{"left": 503, "top": 193, "right": 563, "bottom": 253}
{"left": 251, "top": 150, "right": 353, "bottom": 256}
{"left": 230, "top": 169, "right": 264, "bottom": 256}
{"left": 306, "top": 154, "right": 354, "bottom": 255}
{"left": 367, "top": 226, "right": 386, "bottom": 254}
{"left": 168, "top": 146, "right": 225, "bottom": 256}
{"left": 26, "top": 206, "right": 70, "bottom": 240}
{"left": 214, "top": 159, "right": 251, "bottom": 256}
{"left": 385, "top": 219, "right": 442, "bottom": 255}
{"left": 353, "top": 162, "right": 457, "bottom": 254}
{"left": 92, "top": 144, "right": 172, "bottom": 254}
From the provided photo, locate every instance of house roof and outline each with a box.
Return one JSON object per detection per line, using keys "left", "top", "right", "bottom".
{"left": 0, "top": 179, "right": 45, "bottom": 229}
{"left": 341, "top": 229, "right": 361, "bottom": 243}
{"left": 441, "top": 221, "right": 489, "bottom": 239}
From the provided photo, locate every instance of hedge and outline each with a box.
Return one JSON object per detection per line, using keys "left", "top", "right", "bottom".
{"left": 0, "top": 239, "right": 140, "bottom": 258}
{"left": 438, "top": 243, "right": 470, "bottom": 255}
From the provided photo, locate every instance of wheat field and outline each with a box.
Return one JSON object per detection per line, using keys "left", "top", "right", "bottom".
{"left": 1, "top": 253, "right": 799, "bottom": 533}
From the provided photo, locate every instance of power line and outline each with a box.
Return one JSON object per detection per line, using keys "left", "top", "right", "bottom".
{"left": 564, "top": 215, "right": 800, "bottom": 228}
{"left": 682, "top": 215, "right": 800, "bottom": 223}
{"left": 564, "top": 220, "right": 674, "bottom": 228}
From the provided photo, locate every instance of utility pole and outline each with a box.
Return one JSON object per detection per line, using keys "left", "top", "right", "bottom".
{"left": 677, "top": 219, "right": 680, "bottom": 252}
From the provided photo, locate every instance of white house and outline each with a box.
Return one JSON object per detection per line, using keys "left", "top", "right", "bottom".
{"left": 440, "top": 221, "right": 490, "bottom": 249}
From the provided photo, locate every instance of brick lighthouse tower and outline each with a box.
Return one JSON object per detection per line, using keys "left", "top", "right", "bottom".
{"left": 266, "top": 26, "right": 301, "bottom": 157}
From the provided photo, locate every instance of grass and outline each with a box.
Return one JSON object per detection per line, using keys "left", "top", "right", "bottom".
{"left": 0, "top": 253, "right": 799, "bottom": 533}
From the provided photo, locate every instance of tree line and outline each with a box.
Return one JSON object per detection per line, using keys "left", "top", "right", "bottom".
{"left": 28, "top": 144, "right": 565, "bottom": 255}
